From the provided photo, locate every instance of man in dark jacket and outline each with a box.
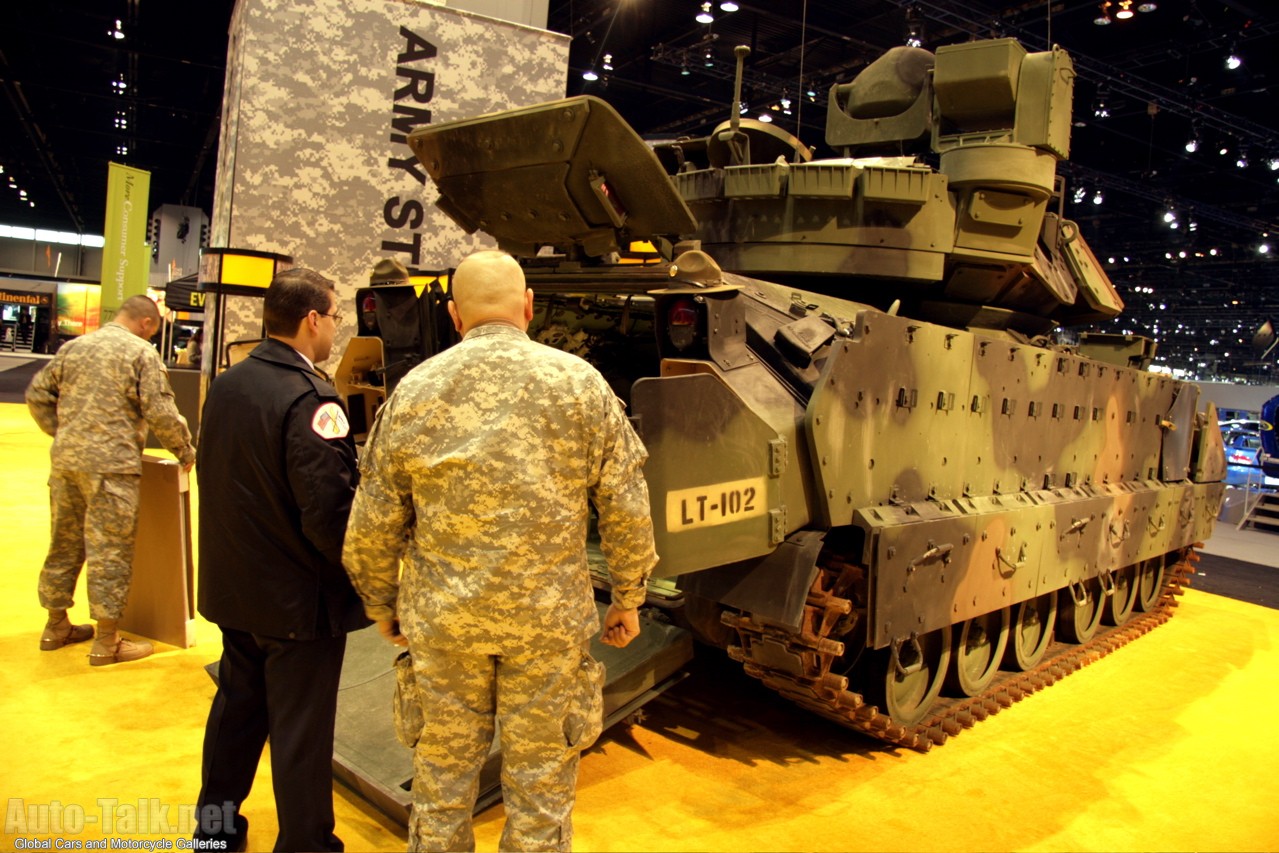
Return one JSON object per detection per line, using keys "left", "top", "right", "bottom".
{"left": 193, "top": 268, "right": 369, "bottom": 852}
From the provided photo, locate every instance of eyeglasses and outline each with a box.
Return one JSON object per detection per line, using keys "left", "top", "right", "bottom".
{"left": 318, "top": 310, "right": 344, "bottom": 325}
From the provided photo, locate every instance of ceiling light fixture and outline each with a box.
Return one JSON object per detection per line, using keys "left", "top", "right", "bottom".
{"left": 1115, "top": 0, "right": 1134, "bottom": 19}
{"left": 1226, "top": 48, "right": 1242, "bottom": 70}
{"left": 109, "top": 19, "right": 125, "bottom": 40}
{"left": 1093, "top": 190, "right": 1104, "bottom": 205}
{"left": 704, "top": 49, "right": 715, "bottom": 67}
{"left": 602, "top": 53, "right": 614, "bottom": 71}
{"left": 719, "top": 1, "right": 739, "bottom": 11}
{"left": 582, "top": 68, "right": 599, "bottom": 81}
{"left": 1094, "top": 1, "right": 1112, "bottom": 25}
{"left": 1137, "top": 1, "right": 1157, "bottom": 10}
{"left": 696, "top": 2, "right": 714, "bottom": 24}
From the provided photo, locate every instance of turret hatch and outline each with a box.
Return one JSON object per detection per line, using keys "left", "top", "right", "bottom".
{"left": 408, "top": 96, "right": 697, "bottom": 258}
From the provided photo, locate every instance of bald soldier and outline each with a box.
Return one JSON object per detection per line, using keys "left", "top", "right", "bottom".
{"left": 343, "top": 249, "right": 657, "bottom": 852}
{"left": 26, "top": 294, "right": 196, "bottom": 665}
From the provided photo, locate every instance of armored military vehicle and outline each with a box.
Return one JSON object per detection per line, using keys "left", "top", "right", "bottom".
{"left": 345, "top": 37, "right": 1226, "bottom": 750}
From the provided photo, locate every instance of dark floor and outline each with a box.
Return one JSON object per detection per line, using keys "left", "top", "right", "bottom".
{"left": 1191, "top": 551, "right": 1279, "bottom": 610}
{"left": 0, "top": 357, "right": 40, "bottom": 403}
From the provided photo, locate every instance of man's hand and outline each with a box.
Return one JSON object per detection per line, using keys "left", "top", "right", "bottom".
{"left": 378, "top": 619, "right": 408, "bottom": 647}
{"left": 600, "top": 604, "right": 640, "bottom": 648}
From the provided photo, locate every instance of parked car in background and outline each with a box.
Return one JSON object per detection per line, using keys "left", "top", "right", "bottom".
{"left": 1219, "top": 419, "right": 1270, "bottom": 436}
{"left": 1225, "top": 431, "right": 1263, "bottom": 467}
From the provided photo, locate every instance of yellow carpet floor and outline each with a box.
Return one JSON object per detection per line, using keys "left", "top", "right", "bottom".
{"left": 2, "top": 400, "right": 1278, "bottom": 852}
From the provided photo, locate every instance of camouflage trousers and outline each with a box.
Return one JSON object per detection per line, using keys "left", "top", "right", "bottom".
{"left": 405, "top": 640, "right": 603, "bottom": 853}
{"left": 39, "top": 469, "right": 141, "bottom": 621}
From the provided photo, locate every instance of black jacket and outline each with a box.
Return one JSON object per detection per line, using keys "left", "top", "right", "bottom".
{"left": 197, "top": 338, "right": 370, "bottom": 639}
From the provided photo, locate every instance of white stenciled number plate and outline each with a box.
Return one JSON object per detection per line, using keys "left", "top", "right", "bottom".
{"left": 666, "top": 476, "right": 767, "bottom": 532}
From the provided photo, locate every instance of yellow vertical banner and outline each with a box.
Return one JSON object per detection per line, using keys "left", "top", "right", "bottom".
{"left": 99, "top": 162, "right": 152, "bottom": 324}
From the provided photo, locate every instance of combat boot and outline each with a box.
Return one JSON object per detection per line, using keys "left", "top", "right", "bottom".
{"left": 89, "top": 619, "right": 154, "bottom": 666}
{"left": 40, "top": 609, "right": 94, "bottom": 651}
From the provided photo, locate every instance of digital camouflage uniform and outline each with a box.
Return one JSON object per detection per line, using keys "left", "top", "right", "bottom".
{"left": 343, "top": 323, "right": 656, "bottom": 853}
{"left": 26, "top": 322, "right": 195, "bottom": 620}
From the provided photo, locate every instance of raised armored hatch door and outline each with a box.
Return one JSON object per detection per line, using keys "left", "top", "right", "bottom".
{"left": 408, "top": 96, "right": 697, "bottom": 258}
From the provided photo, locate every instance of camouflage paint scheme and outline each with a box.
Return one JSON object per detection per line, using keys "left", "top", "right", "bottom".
{"left": 206, "top": 0, "right": 568, "bottom": 376}
{"left": 371, "top": 37, "right": 1226, "bottom": 737}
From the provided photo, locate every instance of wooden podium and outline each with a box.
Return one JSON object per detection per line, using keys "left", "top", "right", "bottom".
{"left": 119, "top": 454, "right": 197, "bottom": 648}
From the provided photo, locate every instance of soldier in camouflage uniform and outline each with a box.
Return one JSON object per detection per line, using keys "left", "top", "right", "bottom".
{"left": 26, "top": 294, "right": 196, "bottom": 665}
{"left": 343, "top": 250, "right": 657, "bottom": 853}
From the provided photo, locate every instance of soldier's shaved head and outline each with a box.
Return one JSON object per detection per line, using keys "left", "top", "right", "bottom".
{"left": 115, "top": 295, "right": 161, "bottom": 340}
{"left": 116, "top": 295, "right": 161, "bottom": 324}
{"left": 449, "top": 251, "right": 532, "bottom": 334}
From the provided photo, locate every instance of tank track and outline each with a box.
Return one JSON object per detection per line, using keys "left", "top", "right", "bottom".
{"left": 723, "top": 547, "right": 1199, "bottom": 752}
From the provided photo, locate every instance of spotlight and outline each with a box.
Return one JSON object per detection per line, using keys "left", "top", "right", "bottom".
{"left": 1226, "top": 51, "right": 1242, "bottom": 70}
{"left": 720, "top": 1, "right": 739, "bottom": 10}
{"left": 704, "top": 49, "right": 714, "bottom": 67}
{"left": 602, "top": 53, "right": 613, "bottom": 71}
{"left": 1073, "top": 186, "right": 1087, "bottom": 204}
{"left": 681, "top": 64, "right": 690, "bottom": 76}
{"left": 1237, "top": 149, "right": 1249, "bottom": 169}
{"left": 1115, "top": 0, "right": 1134, "bottom": 19}
{"left": 1094, "top": 1, "right": 1112, "bottom": 25}
{"left": 1137, "top": 0, "right": 1157, "bottom": 9}
{"left": 1268, "top": 158, "right": 1279, "bottom": 171}
{"left": 1185, "top": 134, "right": 1199, "bottom": 153}
{"left": 696, "top": 2, "right": 714, "bottom": 24}
{"left": 758, "top": 112, "right": 774, "bottom": 123}
{"left": 582, "top": 68, "right": 599, "bottom": 81}
{"left": 1260, "top": 243, "right": 1272, "bottom": 255}
{"left": 109, "top": 19, "right": 125, "bottom": 40}
{"left": 1093, "top": 190, "right": 1104, "bottom": 205}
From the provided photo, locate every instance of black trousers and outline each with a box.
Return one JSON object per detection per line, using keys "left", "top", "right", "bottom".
{"left": 195, "top": 627, "right": 348, "bottom": 852}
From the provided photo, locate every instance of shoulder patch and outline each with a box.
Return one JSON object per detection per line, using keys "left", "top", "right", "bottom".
{"left": 311, "top": 402, "right": 350, "bottom": 440}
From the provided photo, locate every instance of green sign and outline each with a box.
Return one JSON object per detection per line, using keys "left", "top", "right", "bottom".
{"left": 99, "top": 162, "right": 151, "bottom": 324}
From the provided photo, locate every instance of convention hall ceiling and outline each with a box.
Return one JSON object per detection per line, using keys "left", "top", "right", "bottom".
{"left": 2, "top": 0, "right": 1277, "bottom": 379}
